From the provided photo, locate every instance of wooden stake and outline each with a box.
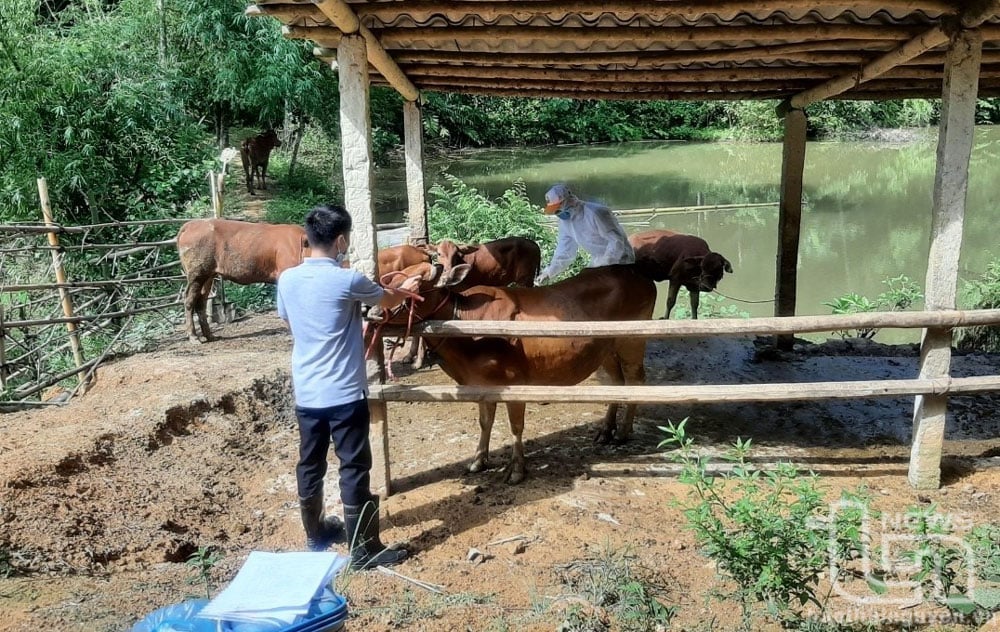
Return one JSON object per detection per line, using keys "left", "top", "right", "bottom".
{"left": 37, "top": 178, "right": 89, "bottom": 393}
{"left": 0, "top": 305, "right": 7, "bottom": 389}
{"left": 403, "top": 100, "right": 428, "bottom": 245}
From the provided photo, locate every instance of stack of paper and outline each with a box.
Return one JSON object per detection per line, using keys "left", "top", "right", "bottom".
{"left": 198, "top": 551, "right": 349, "bottom": 626}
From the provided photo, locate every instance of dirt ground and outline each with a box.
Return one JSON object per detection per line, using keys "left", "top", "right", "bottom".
{"left": 1, "top": 312, "right": 999, "bottom": 632}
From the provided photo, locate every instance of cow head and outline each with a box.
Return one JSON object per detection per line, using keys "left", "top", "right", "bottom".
{"left": 435, "top": 240, "right": 477, "bottom": 270}
{"left": 367, "top": 262, "right": 472, "bottom": 324}
{"left": 687, "top": 251, "right": 733, "bottom": 292}
{"left": 260, "top": 129, "right": 282, "bottom": 150}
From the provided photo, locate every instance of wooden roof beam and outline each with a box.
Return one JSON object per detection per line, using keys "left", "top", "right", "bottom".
{"left": 367, "top": 24, "right": 927, "bottom": 46}
{"left": 354, "top": 0, "right": 955, "bottom": 23}
{"left": 252, "top": 1, "right": 419, "bottom": 101}
{"left": 788, "top": 0, "right": 1000, "bottom": 108}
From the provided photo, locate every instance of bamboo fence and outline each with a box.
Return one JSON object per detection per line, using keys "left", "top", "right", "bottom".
{"left": 0, "top": 205, "right": 190, "bottom": 407}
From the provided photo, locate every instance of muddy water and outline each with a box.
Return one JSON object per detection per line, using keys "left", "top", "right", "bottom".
{"left": 376, "top": 127, "right": 1000, "bottom": 342}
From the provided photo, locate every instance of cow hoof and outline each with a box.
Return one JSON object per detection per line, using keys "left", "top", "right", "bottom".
{"left": 504, "top": 466, "right": 525, "bottom": 485}
{"left": 593, "top": 428, "right": 613, "bottom": 444}
{"left": 468, "top": 459, "right": 487, "bottom": 474}
{"left": 188, "top": 336, "right": 204, "bottom": 345}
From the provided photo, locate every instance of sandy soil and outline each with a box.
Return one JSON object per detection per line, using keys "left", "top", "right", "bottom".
{"left": 1, "top": 312, "right": 998, "bottom": 632}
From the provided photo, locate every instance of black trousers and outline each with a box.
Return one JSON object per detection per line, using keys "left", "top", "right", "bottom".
{"left": 295, "top": 398, "right": 372, "bottom": 507}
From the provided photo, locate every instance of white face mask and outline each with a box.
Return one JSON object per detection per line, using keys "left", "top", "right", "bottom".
{"left": 334, "top": 250, "right": 346, "bottom": 265}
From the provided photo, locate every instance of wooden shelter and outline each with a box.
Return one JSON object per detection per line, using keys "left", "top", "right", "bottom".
{"left": 248, "top": 0, "right": 1000, "bottom": 491}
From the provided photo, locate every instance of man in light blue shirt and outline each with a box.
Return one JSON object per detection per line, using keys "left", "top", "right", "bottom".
{"left": 277, "top": 203, "right": 418, "bottom": 568}
{"left": 535, "top": 183, "right": 635, "bottom": 284}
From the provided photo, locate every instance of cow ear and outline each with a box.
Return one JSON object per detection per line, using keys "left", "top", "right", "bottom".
{"left": 439, "top": 263, "right": 472, "bottom": 287}
{"left": 723, "top": 257, "right": 733, "bottom": 274}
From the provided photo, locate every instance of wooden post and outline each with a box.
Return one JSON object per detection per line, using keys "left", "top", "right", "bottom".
{"left": 909, "top": 27, "right": 982, "bottom": 490}
{"left": 36, "top": 178, "right": 89, "bottom": 393}
{"left": 0, "top": 305, "right": 7, "bottom": 390}
{"left": 340, "top": 34, "right": 391, "bottom": 497}
{"left": 403, "top": 100, "right": 428, "bottom": 245}
{"left": 208, "top": 171, "right": 229, "bottom": 323}
{"left": 774, "top": 107, "right": 807, "bottom": 350}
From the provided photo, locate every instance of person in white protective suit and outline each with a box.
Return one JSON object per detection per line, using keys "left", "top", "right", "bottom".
{"left": 534, "top": 183, "right": 635, "bottom": 285}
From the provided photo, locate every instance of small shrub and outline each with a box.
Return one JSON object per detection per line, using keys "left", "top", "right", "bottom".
{"left": 956, "top": 258, "right": 1000, "bottom": 351}
{"left": 186, "top": 545, "right": 222, "bottom": 600}
{"left": 554, "top": 543, "right": 675, "bottom": 632}
{"left": 660, "top": 419, "right": 864, "bottom": 631}
{"left": 824, "top": 275, "right": 922, "bottom": 339}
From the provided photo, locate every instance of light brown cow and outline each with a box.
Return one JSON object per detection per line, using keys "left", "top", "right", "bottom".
{"left": 177, "top": 218, "right": 309, "bottom": 343}
{"left": 436, "top": 237, "right": 541, "bottom": 291}
{"left": 629, "top": 229, "right": 732, "bottom": 320}
{"left": 371, "top": 262, "right": 656, "bottom": 484}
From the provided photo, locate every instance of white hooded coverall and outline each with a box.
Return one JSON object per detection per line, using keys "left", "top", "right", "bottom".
{"left": 538, "top": 188, "right": 635, "bottom": 282}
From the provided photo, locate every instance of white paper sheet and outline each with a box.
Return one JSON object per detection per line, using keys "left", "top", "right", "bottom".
{"left": 198, "top": 551, "right": 349, "bottom": 625}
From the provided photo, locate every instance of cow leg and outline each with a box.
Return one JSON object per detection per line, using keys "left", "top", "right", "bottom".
{"left": 690, "top": 288, "right": 701, "bottom": 320}
{"left": 411, "top": 337, "right": 427, "bottom": 370}
{"left": 664, "top": 280, "right": 681, "bottom": 319}
{"left": 595, "top": 352, "right": 625, "bottom": 444}
{"left": 260, "top": 160, "right": 269, "bottom": 191}
{"left": 504, "top": 402, "right": 527, "bottom": 485}
{"left": 196, "top": 279, "right": 215, "bottom": 342}
{"left": 243, "top": 156, "right": 255, "bottom": 195}
{"left": 183, "top": 281, "right": 202, "bottom": 343}
{"left": 615, "top": 339, "right": 648, "bottom": 442}
{"left": 469, "top": 402, "right": 497, "bottom": 474}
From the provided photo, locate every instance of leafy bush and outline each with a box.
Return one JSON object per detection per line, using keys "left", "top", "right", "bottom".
{"left": 956, "top": 258, "right": 1000, "bottom": 351}
{"left": 660, "top": 419, "right": 863, "bottom": 631}
{"left": 824, "top": 275, "right": 922, "bottom": 339}
{"left": 427, "top": 176, "right": 587, "bottom": 279}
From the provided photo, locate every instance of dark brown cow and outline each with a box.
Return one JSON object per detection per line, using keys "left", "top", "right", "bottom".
{"left": 629, "top": 229, "right": 732, "bottom": 320}
{"left": 241, "top": 129, "right": 282, "bottom": 195}
{"left": 177, "top": 218, "right": 309, "bottom": 343}
{"left": 372, "top": 263, "right": 656, "bottom": 483}
{"left": 436, "top": 237, "right": 541, "bottom": 291}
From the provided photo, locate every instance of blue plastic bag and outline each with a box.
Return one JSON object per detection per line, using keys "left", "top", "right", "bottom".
{"left": 130, "top": 599, "right": 223, "bottom": 632}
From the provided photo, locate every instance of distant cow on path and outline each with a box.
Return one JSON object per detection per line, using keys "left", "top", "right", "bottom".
{"left": 177, "top": 218, "right": 308, "bottom": 343}
{"left": 629, "top": 229, "right": 732, "bottom": 319}
{"left": 241, "top": 129, "right": 282, "bottom": 195}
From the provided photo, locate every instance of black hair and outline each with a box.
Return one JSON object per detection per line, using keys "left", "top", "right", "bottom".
{"left": 304, "top": 204, "right": 352, "bottom": 248}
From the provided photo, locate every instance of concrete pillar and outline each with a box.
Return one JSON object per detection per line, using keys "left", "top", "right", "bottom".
{"left": 339, "top": 34, "right": 391, "bottom": 496}
{"left": 774, "top": 107, "right": 807, "bottom": 351}
{"left": 403, "top": 100, "right": 428, "bottom": 245}
{"left": 909, "top": 28, "right": 982, "bottom": 489}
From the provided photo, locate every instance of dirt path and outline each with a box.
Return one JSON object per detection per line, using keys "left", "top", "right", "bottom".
{"left": 1, "top": 313, "right": 998, "bottom": 631}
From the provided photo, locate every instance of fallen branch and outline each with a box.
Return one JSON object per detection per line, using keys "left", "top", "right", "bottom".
{"left": 376, "top": 565, "right": 446, "bottom": 594}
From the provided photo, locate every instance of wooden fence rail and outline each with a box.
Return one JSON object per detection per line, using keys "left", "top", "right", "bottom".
{"left": 385, "top": 308, "right": 1000, "bottom": 339}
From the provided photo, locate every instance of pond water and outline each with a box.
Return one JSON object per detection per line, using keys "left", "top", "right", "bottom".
{"left": 374, "top": 126, "right": 1000, "bottom": 342}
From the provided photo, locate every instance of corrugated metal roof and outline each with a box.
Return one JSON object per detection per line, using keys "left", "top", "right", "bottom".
{"left": 252, "top": 1, "right": 1000, "bottom": 101}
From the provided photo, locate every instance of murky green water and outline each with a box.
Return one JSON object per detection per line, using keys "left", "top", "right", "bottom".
{"left": 375, "top": 127, "right": 1000, "bottom": 342}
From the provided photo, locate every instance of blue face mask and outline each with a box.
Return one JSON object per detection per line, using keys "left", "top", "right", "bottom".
{"left": 334, "top": 251, "right": 346, "bottom": 265}
{"left": 556, "top": 209, "right": 572, "bottom": 220}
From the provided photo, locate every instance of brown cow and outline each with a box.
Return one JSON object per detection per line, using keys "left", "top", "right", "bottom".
{"left": 241, "top": 129, "right": 282, "bottom": 195}
{"left": 376, "top": 244, "right": 435, "bottom": 369}
{"left": 371, "top": 262, "right": 656, "bottom": 483}
{"left": 629, "top": 229, "right": 732, "bottom": 320}
{"left": 177, "top": 218, "right": 309, "bottom": 343}
{"left": 436, "top": 237, "right": 541, "bottom": 291}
